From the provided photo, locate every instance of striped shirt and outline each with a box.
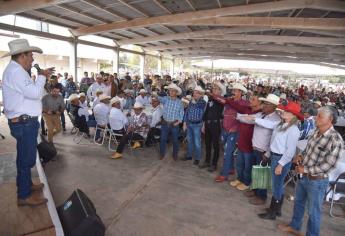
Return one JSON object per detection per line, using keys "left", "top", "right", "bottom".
{"left": 158, "top": 96, "right": 184, "bottom": 122}
{"left": 302, "top": 126, "right": 343, "bottom": 176}
{"left": 299, "top": 116, "right": 315, "bottom": 140}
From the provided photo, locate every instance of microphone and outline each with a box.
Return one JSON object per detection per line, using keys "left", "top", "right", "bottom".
{"left": 33, "top": 64, "right": 41, "bottom": 73}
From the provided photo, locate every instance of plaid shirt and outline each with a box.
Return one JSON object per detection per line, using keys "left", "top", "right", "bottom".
{"left": 184, "top": 98, "right": 206, "bottom": 123}
{"left": 158, "top": 96, "right": 184, "bottom": 122}
{"left": 302, "top": 126, "right": 344, "bottom": 176}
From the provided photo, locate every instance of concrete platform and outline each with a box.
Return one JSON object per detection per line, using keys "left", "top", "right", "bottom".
{"left": 1, "top": 114, "right": 344, "bottom": 236}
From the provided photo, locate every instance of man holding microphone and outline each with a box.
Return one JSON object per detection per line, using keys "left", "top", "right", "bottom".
{"left": 2, "top": 39, "right": 54, "bottom": 206}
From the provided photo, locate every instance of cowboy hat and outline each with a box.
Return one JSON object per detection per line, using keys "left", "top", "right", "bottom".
{"left": 313, "top": 101, "right": 322, "bottom": 107}
{"left": 2, "top": 39, "right": 43, "bottom": 58}
{"left": 259, "top": 94, "right": 280, "bottom": 106}
{"left": 280, "top": 93, "right": 287, "bottom": 100}
{"left": 78, "top": 92, "right": 86, "bottom": 97}
{"left": 68, "top": 94, "right": 79, "bottom": 102}
{"left": 99, "top": 94, "right": 111, "bottom": 101}
{"left": 133, "top": 102, "right": 144, "bottom": 109}
{"left": 167, "top": 83, "right": 182, "bottom": 95}
{"left": 230, "top": 83, "right": 247, "bottom": 94}
{"left": 194, "top": 86, "right": 205, "bottom": 94}
{"left": 139, "top": 89, "right": 146, "bottom": 93}
{"left": 110, "top": 97, "right": 121, "bottom": 106}
{"left": 213, "top": 82, "right": 226, "bottom": 96}
{"left": 277, "top": 102, "right": 304, "bottom": 121}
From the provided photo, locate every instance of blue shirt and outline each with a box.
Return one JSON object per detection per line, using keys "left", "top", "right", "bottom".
{"left": 158, "top": 96, "right": 184, "bottom": 122}
{"left": 299, "top": 117, "right": 315, "bottom": 140}
{"left": 184, "top": 98, "right": 206, "bottom": 123}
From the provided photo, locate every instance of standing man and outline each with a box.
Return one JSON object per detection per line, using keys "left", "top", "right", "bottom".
{"left": 279, "top": 106, "right": 343, "bottom": 236}
{"left": 42, "top": 84, "right": 65, "bottom": 143}
{"left": 87, "top": 74, "right": 105, "bottom": 101}
{"left": 2, "top": 39, "right": 53, "bottom": 206}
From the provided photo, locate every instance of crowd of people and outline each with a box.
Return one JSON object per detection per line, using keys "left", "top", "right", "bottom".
{"left": 2, "top": 39, "right": 345, "bottom": 236}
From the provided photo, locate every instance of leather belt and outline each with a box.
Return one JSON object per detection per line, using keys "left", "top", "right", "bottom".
{"left": 270, "top": 151, "right": 283, "bottom": 156}
{"left": 303, "top": 173, "right": 326, "bottom": 180}
{"left": 188, "top": 121, "right": 202, "bottom": 124}
{"left": 10, "top": 115, "right": 38, "bottom": 123}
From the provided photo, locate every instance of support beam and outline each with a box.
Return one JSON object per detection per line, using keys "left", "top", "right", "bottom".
{"left": 0, "top": 0, "right": 73, "bottom": 16}
{"left": 175, "top": 17, "right": 345, "bottom": 31}
{"left": 185, "top": 0, "right": 196, "bottom": 11}
{"left": 118, "top": 0, "right": 149, "bottom": 17}
{"left": 157, "top": 56, "right": 162, "bottom": 75}
{"left": 113, "top": 48, "right": 120, "bottom": 74}
{"left": 71, "top": 0, "right": 309, "bottom": 36}
{"left": 81, "top": 0, "right": 127, "bottom": 20}
{"left": 140, "top": 54, "right": 145, "bottom": 79}
{"left": 192, "top": 34, "right": 345, "bottom": 46}
{"left": 69, "top": 36, "right": 78, "bottom": 82}
{"left": 118, "top": 27, "right": 272, "bottom": 45}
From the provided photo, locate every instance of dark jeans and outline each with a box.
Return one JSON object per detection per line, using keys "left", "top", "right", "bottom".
{"left": 160, "top": 123, "right": 180, "bottom": 158}
{"left": 8, "top": 118, "right": 39, "bottom": 199}
{"left": 204, "top": 120, "right": 221, "bottom": 167}
{"left": 40, "top": 117, "right": 46, "bottom": 134}
{"left": 220, "top": 131, "right": 238, "bottom": 177}
{"left": 236, "top": 150, "right": 253, "bottom": 186}
{"left": 60, "top": 112, "right": 65, "bottom": 129}
{"left": 116, "top": 132, "right": 144, "bottom": 153}
{"left": 252, "top": 150, "right": 268, "bottom": 200}
{"left": 145, "top": 127, "right": 161, "bottom": 146}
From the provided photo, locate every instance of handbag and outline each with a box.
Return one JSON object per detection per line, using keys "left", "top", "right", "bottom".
{"left": 37, "top": 136, "right": 57, "bottom": 165}
{"left": 251, "top": 161, "right": 272, "bottom": 190}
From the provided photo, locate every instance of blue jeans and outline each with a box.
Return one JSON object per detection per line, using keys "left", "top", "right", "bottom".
{"left": 289, "top": 177, "right": 329, "bottom": 236}
{"left": 186, "top": 123, "right": 202, "bottom": 160}
{"left": 236, "top": 151, "right": 253, "bottom": 186}
{"left": 252, "top": 150, "right": 267, "bottom": 200}
{"left": 220, "top": 131, "right": 238, "bottom": 177}
{"left": 8, "top": 118, "right": 39, "bottom": 199}
{"left": 160, "top": 123, "right": 180, "bottom": 157}
{"left": 271, "top": 153, "right": 291, "bottom": 200}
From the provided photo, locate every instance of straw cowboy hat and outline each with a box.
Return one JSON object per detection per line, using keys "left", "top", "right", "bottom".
{"left": 133, "top": 102, "right": 144, "bottom": 109}
{"left": 78, "top": 92, "right": 86, "bottom": 98}
{"left": 68, "top": 94, "right": 79, "bottom": 102}
{"left": 167, "top": 83, "right": 182, "bottom": 95}
{"left": 110, "top": 97, "right": 121, "bottom": 106}
{"left": 277, "top": 101, "right": 304, "bottom": 121}
{"left": 213, "top": 82, "right": 226, "bottom": 96}
{"left": 259, "top": 94, "right": 280, "bottom": 106}
{"left": 139, "top": 89, "right": 146, "bottom": 94}
{"left": 2, "top": 39, "right": 43, "bottom": 58}
{"left": 313, "top": 101, "right": 322, "bottom": 107}
{"left": 230, "top": 83, "right": 247, "bottom": 94}
{"left": 194, "top": 86, "right": 205, "bottom": 94}
{"left": 99, "top": 94, "right": 111, "bottom": 101}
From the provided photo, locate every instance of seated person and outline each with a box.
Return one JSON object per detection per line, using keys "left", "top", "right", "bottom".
{"left": 109, "top": 97, "right": 128, "bottom": 136}
{"left": 92, "top": 90, "right": 103, "bottom": 110}
{"left": 111, "top": 102, "right": 149, "bottom": 159}
{"left": 123, "top": 89, "right": 135, "bottom": 110}
{"left": 68, "top": 94, "right": 90, "bottom": 136}
{"left": 136, "top": 89, "right": 151, "bottom": 107}
{"left": 79, "top": 92, "right": 88, "bottom": 108}
{"left": 93, "top": 94, "right": 111, "bottom": 143}
{"left": 145, "top": 97, "right": 163, "bottom": 146}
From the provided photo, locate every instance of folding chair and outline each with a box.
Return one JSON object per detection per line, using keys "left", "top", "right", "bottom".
{"left": 328, "top": 172, "right": 345, "bottom": 217}
{"left": 93, "top": 124, "right": 110, "bottom": 145}
{"left": 284, "top": 165, "right": 299, "bottom": 187}
{"left": 108, "top": 129, "right": 125, "bottom": 152}
{"left": 67, "top": 113, "right": 78, "bottom": 135}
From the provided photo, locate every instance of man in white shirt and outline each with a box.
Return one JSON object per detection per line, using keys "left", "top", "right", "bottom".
{"left": 145, "top": 97, "right": 162, "bottom": 146}
{"left": 93, "top": 94, "right": 111, "bottom": 143}
{"left": 78, "top": 92, "right": 88, "bottom": 108}
{"left": 136, "top": 89, "right": 151, "bottom": 107}
{"left": 87, "top": 74, "right": 105, "bottom": 101}
{"left": 2, "top": 39, "right": 53, "bottom": 206}
{"left": 109, "top": 97, "right": 128, "bottom": 134}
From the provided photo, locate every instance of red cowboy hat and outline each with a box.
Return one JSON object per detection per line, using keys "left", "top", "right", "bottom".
{"left": 277, "top": 102, "right": 304, "bottom": 121}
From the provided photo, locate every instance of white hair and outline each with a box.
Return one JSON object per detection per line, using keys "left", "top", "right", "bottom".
{"left": 318, "top": 106, "right": 338, "bottom": 124}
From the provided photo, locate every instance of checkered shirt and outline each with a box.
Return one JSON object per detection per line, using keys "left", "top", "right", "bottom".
{"left": 158, "top": 96, "right": 184, "bottom": 122}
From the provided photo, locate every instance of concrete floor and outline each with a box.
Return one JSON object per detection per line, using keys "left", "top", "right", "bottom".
{"left": 0, "top": 115, "right": 344, "bottom": 236}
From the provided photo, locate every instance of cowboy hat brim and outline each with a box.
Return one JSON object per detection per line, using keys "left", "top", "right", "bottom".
{"left": 2, "top": 46, "right": 43, "bottom": 58}
{"left": 259, "top": 97, "right": 279, "bottom": 106}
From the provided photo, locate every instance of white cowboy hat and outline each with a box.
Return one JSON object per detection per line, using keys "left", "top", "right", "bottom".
{"left": 259, "top": 94, "right": 280, "bottom": 106}
{"left": 230, "top": 83, "right": 247, "bottom": 94}
{"left": 313, "top": 101, "right": 322, "bottom": 106}
{"left": 194, "top": 86, "right": 205, "bottom": 94}
{"left": 99, "top": 94, "right": 111, "bottom": 101}
{"left": 68, "top": 94, "right": 79, "bottom": 102}
{"left": 110, "top": 97, "right": 121, "bottom": 106}
{"left": 213, "top": 82, "right": 226, "bottom": 96}
{"left": 2, "top": 39, "right": 43, "bottom": 58}
{"left": 139, "top": 89, "right": 146, "bottom": 94}
{"left": 167, "top": 83, "right": 182, "bottom": 95}
{"left": 133, "top": 102, "right": 144, "bottom": 109}
{"left": 280, "top": 93, "right": 287, "bottom": 100}
{"left": 78, "top": 92, "right": 86, "bottom": 97}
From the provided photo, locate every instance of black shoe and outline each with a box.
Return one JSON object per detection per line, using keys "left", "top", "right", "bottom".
{"left": 258, "top": 197, "right": 279, "bottom": 220}
{"left": 181, "top": 157, "right": 192, "bottom": 161}
{"left": 193, "top": 160, "right": 200, "bottom": 165}
{"left": 63, "top": 127, "right": 66, "bottom": 132}
{"left": 276, "top": 195, "right": 284, "bottom": 217}
{"left": 208, "top": 165, "right": 216, "bottom": 172}
{"left": 199, "top": 162, "right": 211, "bottom": 169}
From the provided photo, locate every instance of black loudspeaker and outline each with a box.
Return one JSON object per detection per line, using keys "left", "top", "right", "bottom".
{"left": 57, "top": 189, "right": 105, "bottom": 236}
{"left": 37, "top": 136, "right": 57, "bottom": 164}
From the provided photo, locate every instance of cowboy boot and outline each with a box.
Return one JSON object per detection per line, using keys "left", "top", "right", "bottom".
{"left": 276, "top": 195, "right": 284, "bottom": 217}
{"left": 258, "top": 197, "right": 279, "bottom": 220}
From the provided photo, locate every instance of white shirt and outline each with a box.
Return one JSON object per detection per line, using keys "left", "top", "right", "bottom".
{"left": 103, "top": 84, "right": 112, "bottom": 97}
{"left": 136, "top": 95, "right": 151, "bottom": 107}
{"left": 78, "top": 102, "right": 90, "bottom": 121}
{"left": 93, "top": 103, "right": 110, "bottom": 126}
{"left": 80, "top": 100, "right": 88, "bottom": 108}
{"left": 151, "top": 105, "right": 163, "bottom": 128}
{"left": 2, "top": 60, "right": 46, "bottom": 119}
{"left": 87, "top": 82, "right": 106, "bottom": 101}
{"left": 92, "top": 97, "right": 100, "bottom": 110}
{"left": 255, "top": 118, "right": 300, "bottom": 167}
{"left": 109, "top": 107, "right": 128, "bottom": 130}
